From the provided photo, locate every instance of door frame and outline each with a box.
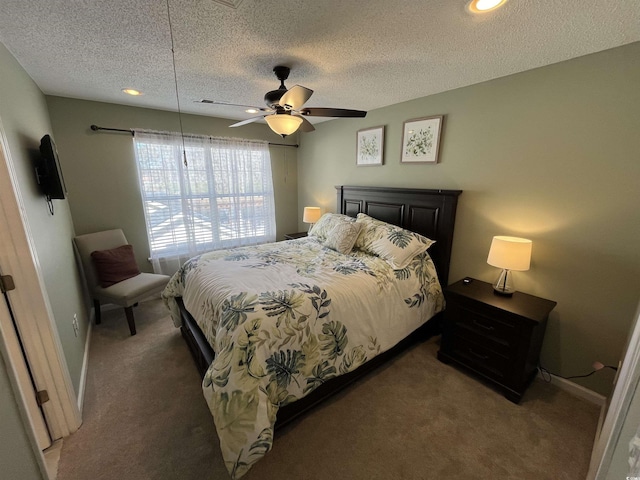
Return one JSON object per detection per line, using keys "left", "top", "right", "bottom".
{"left": 588, "top": 301, "right": 640, "bottom": 478}
{"left": 0, "top": 118, "right": 81, "bottom": 449}
{"left": 0, "top": 275, "right": 51, "bottom": 450}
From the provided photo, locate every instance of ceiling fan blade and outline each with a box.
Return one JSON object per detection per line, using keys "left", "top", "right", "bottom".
{"left": 197, "top": 99, "right": 271, "bottom": 112}
{"left": 229, "top": 115, "right": 269, "bottom": 128}
{"left": 279, "top": 85, "right": 313, "bottom": 111}
{"left": 299, "top": 107, "right": 367, "bottom": 118}
{"left": 295, "top": 115, "right": 316, "bottom": 133}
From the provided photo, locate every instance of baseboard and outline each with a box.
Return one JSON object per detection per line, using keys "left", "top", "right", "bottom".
{"left": 538, "top": 372, "right": 606, "bottom": 406}
{"left": 98, "top": 294, "right": 163, "bottom": 312}
{"left": 77, "top": 314, "right": 93, "bottom": 413}
{"left": 98, "top": 303, "right": 121, "bottom": 313}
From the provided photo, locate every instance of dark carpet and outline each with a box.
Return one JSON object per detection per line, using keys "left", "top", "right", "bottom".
{"left": 56, "top": 298, "right": 600, "bottom": 480}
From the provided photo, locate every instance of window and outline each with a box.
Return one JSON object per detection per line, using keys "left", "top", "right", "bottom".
{"left": 133, "top": 130, "right": 276, "bottom": 273}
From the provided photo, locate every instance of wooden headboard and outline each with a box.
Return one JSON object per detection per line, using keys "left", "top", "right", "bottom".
{"left": 337, "top": 185, "right": 462, "bottom": 287}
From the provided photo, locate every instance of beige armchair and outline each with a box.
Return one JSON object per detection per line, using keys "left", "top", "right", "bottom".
{"left": 73, "top": 229, "right": 170, "bottom": 336}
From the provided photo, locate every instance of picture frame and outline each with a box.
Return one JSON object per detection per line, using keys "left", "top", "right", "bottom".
{"left": 356, "top": 125, "right": 385, "bottom": 166}
{"left": 400, "top": 115, "right": 444, "bottom": 164}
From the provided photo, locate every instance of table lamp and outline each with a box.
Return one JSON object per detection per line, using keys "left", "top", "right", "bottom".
{"left": 303, "top": 206, "right": 322, "bottom": 232}
{"left": 487, "top": 236, "right": 532, "bottom": 296}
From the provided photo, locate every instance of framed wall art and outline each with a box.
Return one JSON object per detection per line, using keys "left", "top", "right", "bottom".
{"left": 400, "top": 115, "right": 444, "bottom": 164}
{"left": 356, "top": 125, "right": 385, "bottom": 166}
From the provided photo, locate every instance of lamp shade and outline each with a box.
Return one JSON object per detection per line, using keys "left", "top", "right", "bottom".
{"left": 487, "top": 236, "right": 532, "bottom": 271}
{"left": 303, "top": 206, "right": 322, "bottom": 224}
{"left": 265, "top": 114, "right": 303, "bottom": 136}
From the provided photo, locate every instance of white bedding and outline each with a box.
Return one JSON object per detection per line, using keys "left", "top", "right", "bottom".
{"left": 163, "top": 236, "right": 444, "bottom": 478}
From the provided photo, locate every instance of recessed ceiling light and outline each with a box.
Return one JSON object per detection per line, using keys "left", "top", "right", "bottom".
{"left": 467, "top": 0, "right": 508, "bottom": 13}
{"left": 122, "top": 88, "right": 143, "bottom": 96}
{"left": 245, "top": 108, "right": 259, "bottom": 114}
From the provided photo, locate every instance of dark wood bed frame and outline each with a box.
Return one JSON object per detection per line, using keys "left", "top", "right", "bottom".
{"left": 177, "top": 185, "right": 462, "bottom": 429}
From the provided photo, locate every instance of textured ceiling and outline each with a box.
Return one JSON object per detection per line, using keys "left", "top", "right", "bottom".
{"left": 0, "top": 0, "right": 638, "bottom": 126}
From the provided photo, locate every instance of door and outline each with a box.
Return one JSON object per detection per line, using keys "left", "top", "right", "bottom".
{"left": 0, "top": 276, "right": 51, "bottom": 450}
{"left": 0, "top": 114, "right": 81, "bottom": 452}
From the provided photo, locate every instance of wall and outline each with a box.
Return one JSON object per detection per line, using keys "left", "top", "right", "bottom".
{"left": 45, "top": 97, "right": 299, "bottom": 274}
{"left": 0, "top": 44, "right": 88, "bottom": 395}
{"left": 0, "top": 41, "right": 87, "bottom": 478}
{"left": 297, "top": 42, "right": 640, "bottom": 396}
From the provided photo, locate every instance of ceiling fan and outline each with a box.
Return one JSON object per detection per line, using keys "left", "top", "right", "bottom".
{"left": 197, "top": 66, "right": 367, "bottom": 137}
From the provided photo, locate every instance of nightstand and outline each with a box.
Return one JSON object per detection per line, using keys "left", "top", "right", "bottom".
{"left": 437, "top": 278, "right": 556, "bottom": 403}
{"left": 284, "top": 232, "right": 308, "bottom": 240}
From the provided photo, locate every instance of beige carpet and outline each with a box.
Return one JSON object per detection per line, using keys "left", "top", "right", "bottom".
{"left": 56, "top": 298, "right": 600, "bottom": 480}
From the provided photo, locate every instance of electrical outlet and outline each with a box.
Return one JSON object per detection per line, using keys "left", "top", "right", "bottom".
{"left": 72, "top": 314, "right": 79, "bottom": 338}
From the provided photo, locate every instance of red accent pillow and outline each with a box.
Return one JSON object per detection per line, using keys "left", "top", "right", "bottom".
{"left": 91, "top": 245, "right": 140, "bottom": 288}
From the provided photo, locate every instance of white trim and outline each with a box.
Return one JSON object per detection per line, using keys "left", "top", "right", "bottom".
{"left": 43, "top": 439, "right": 63, "bottom": 480}
{"left": 0, "top": 274, "right": 51, "bottom": 451}
{"left": 588, "top": 301, "right": 640, "bottom": 479}
{"left": 0, "top": 122, "right": 50, "bottom": 479}
{"left": 538, "top": 373, "right": 606, "bottom": 406}
{"left": 98, "top": 303, "right": 121, "bottom": 313}
{"left": 0, "top": 291, "right": 51, "bottom": 480}
{"left": 76, "top": 319, "right": 92, "bottom": 413}
{"left": 0, "top": 117, "right": 81, "bottom": 441}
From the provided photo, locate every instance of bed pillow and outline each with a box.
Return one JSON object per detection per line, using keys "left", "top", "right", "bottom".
{"left": 354, "top": 213, "right": 396, "bottom": 251}
{"left": 91, "top": 244, "right": 140, "bottom": 287}
{"left": 323, "top": 222, "right": 363, "bottom": 255}
{"left": 308, "top": 213, "right": 356, "bottom": 241}
{"left": 355, "top": 213, "right": 435, "bottom": 269}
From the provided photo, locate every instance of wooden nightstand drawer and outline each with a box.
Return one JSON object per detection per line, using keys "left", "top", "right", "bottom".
{"left": 449, "top": 335, "right": 511, "bottom": 380}
{"left": 438, "top": 278, "right": 556, "bottom": 403}
{"left": 450, "top": 304, "right": 518, "bottom": 356}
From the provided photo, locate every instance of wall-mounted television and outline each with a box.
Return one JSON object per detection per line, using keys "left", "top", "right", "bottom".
{"left": 36, "top": 134, "right": 67, "bottom": 200}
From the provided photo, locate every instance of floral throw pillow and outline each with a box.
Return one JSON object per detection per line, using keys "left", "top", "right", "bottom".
{"left": 308, "top": 213, "right": 356, "bottom": 241}
{"left": 354, "top": 213, "right": 391, "bottom": 251}
{"left": 323, "top": 222, "right": 363, "bottom": 255}
{"left": 355, "top": 213, "right": 435, "bottom": 269}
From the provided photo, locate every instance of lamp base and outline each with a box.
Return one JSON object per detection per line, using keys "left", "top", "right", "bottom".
{"left": 493, "top": 286, "right": 514, "bottom": 297}
{"left": 493, "top": 269, "right": 514, "bottom": 296}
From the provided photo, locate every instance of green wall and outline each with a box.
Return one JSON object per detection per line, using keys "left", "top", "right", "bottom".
{"left": 0, "top": 44, "right": 88, "bottom": 398}
{"left": 45, "top": 97, "right": 299, "bottom": 274}
{"left": 0, "top": 42, "right": 85, "bottom": 477}
{"left": 297, "top": 42, "right": 640, "bottom": 396}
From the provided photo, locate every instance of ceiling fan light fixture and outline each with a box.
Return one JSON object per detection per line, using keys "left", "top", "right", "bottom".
{"left": 467, "top": 0, "right": 508, "bottom": 13}
{"left": 265, "top": 114, "right": 303, "bottom": 137}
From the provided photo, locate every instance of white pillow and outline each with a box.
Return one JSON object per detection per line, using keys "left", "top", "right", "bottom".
{"left": 323, "top": 222, "right": 363, "bottom": 255}
{"left": 370, "top": 231, "right": 433, "bottom": 269}
{"left": 354, "top": 213, "right": 391, "bottom": 251}
{"left": 355, "top": 213, "right": 435, "bottom": 269}
{"left": 308, "top": 213, "right": 355, "bottom": 241}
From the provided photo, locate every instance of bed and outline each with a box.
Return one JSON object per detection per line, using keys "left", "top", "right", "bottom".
{"left": 163, "top": 185, "right": 461, "bottom": 478}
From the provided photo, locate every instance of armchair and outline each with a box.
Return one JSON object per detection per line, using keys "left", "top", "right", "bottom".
{"left": 73, "top": 229, "right": 169, "bottom": 336}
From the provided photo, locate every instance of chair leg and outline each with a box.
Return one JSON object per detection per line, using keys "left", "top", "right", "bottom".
{"left": 124, "top": 306, "right": 136, "bottom": 336}
{"left": 93, "top": 299, "right": 101, "bottom": 325}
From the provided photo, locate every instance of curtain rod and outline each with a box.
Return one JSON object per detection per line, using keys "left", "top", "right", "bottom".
{"left": 89, "top": 125, "right": 299, "bottom": 148}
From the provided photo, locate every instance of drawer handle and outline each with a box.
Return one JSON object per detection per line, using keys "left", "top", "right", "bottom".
{"left": 473, "top": 319, "right": 495, "bottom": 331}
{"left": 469, "top": 348, "right": 489, "bottom": 360}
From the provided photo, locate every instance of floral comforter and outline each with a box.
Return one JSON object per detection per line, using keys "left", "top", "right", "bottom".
{"left": 163, "top": 236, "right": 444, "bottom": 478}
